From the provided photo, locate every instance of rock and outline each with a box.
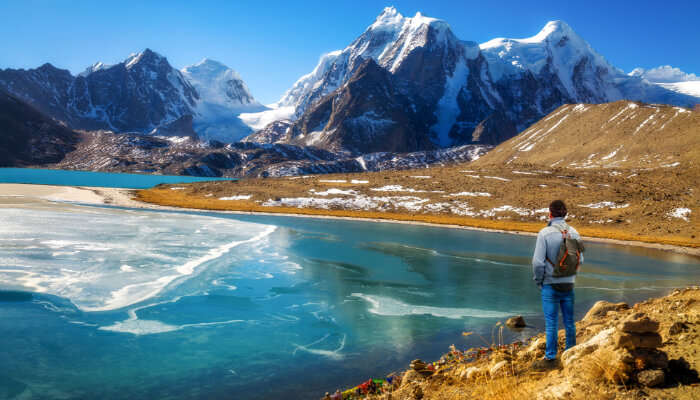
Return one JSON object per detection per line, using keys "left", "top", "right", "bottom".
{"left": 637, "top": 369, "right": 665, "bottom": 387}
{"left": 668, "top": 321, "right": 689, "bottom": 336}
{"left": 410, "top": 359, "right": 427, "bottom": 371}
{"left": 562, "top": 328, "right": 615, "bottom": 368}
{"left": 409, "top": 359, "right": 433, "bottom": 377}
{"left": 615, "top": 332, "right": 663, "bottom": 349}
{"left": 537, "top": 382, "right": 573, "bottom": 400}
{"left": 582, "top": 301, "right": 630, "bottom": 322}
{"left": 618, "top": 314, "right": 659, "bottom": 334}
{"left": 632, "top": 349, "right": 669, "bottom": 370}
{"left": 526, "top": 337, "right": 547, "bottom": 354}
{"left": 506, "top": 315, "right": 526, "bottom": 329}
{"left": 402, "top": 369, "right": 423, "bottom": 383}
{"left": 489, "top": 360, "right": 509, "bottom": 377}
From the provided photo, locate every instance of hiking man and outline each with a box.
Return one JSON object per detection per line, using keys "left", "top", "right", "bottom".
{"left": 532, "top": 200, "right": 584, "bottom": 370}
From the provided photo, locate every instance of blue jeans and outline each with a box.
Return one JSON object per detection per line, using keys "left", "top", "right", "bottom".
{"left": 541, "top": 284, "right": 575, "bottom": 360}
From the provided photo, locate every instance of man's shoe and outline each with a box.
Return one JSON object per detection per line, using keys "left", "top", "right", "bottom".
{"left": 531, "top": 358, "right": 559, "bottom": 371}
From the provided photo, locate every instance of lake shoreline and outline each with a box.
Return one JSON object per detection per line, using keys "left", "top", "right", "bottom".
{"left": 2, "top": 183, "right": 697, "bottom": 257}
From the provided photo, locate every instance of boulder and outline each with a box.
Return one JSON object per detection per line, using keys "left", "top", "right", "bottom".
{"left": 668, "top": 321, "right": 689, "bottom": 336}
{"left": 637, "top": 369, "right": 665, "bottom": 387}
{"left": 402, "top": 369, "right": 424, "bottom": 383}
{"left": 506, "top": 315, "right": 526, "bottom": 329}
{"left": 615, "top": 332, "right": 663, "bottom": 349}
{"left": 618, "top": 313, "right": 659, "bottom": 334}
{"left": 562, "top": 328, "right": 615, "bottom": 368}
{"left": 582, "top": 301, "right": 630, "bottom": 322}
{"left": 632, "top": 349, "right": 669, "bottom": 370}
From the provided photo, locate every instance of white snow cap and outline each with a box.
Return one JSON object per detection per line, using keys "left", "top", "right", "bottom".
{"left": 628, "top": 65, "right": 700, "bottom": 83}
{"left": 124, "top": 48, "right": 166, "bottom": 69}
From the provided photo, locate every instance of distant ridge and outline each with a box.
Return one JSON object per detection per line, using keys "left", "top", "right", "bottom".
{"left": 473, "top": 101, "right": 699, "bottom": 170}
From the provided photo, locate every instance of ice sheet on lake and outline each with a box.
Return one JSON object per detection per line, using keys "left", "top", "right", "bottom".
{"left": 0, "top": 206, "right": 276, "bottom": 312}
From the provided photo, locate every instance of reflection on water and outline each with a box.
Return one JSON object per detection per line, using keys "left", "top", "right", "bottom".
{"left": 0, "top": 201, "right": 698, "bottom": 399}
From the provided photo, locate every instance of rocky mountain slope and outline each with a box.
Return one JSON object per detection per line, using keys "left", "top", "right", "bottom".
{"left": 0, "top": 49, "right": 199, "bottom": 133}
{"left": 48, "top": 129, "right": 488, "bottom": 178}
{"left": 0, "top": 89, "right": 78, "bottom": 166}
{"left": 0, "top": 50, "right": 264, "bottom": 142}
{"left": 473, "top": 101, "right": 699, "bottom": 170}
{"left": 242, "top": 7, "right": 699, "bottom": 155}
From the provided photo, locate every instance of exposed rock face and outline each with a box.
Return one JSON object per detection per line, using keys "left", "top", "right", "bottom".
{"left": 47, "top": 129, "right": 486, "bottom": 178}
{"left": 0, "top": 49, "right": 198, "bottom": 134}
{"left": 582, "top": 301, "right": 631, "bottom": 322}
{"left": 0, "top": 89, "right": 78, "bottom": 166}
{"left": 506, "top": 315, "right": 527, "bottom": 329}
{"left": 637, "top": 369, "right": 665, "bottom": 387}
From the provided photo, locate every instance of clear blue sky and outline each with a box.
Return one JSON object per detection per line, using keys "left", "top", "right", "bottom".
{"left": 1, "top": 0, "right": 698, "bottom": 104}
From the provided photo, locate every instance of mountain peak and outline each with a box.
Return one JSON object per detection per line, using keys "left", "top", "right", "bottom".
{"left": 523, "top": 20, "right": 578, "bottom": 44}
{"left": 370, "top": 6, "right": 404, "bottom": 31}
{"left": 182, "top": 58, "right": 243, "bottom": 82}
{"left": 125, "top": 48, "right": 166, "bottom": 69}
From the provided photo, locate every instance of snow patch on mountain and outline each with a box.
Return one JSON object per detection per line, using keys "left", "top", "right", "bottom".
{"left": 629, "top": 66, "right": 699, "bottom": 83}
{"left": 433, "top": 57, "right": 469, "bottom": 146}
{"left": 239, "top": 105, "right": 295, "bottom": 131}
{"left": 181, "top": 59, "right": 266, "bottom": 142}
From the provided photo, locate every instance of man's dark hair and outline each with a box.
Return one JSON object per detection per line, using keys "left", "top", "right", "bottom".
{"left": 549, "top": 200, "right": 567, "bottom": 218}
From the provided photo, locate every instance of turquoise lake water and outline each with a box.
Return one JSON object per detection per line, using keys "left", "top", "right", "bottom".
{"left": 0, "top": 167, "right": 230, "bottom": 188}
{"left": 0, "top": 176, "right": 699, "bottom": 399}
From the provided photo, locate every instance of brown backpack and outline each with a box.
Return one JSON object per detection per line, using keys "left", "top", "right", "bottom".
{"left": 547, "top": 224, "right": 584, "bottom": 277}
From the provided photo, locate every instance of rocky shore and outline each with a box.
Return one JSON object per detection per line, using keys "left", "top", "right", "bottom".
{"left": 329, "top": 287, "right": 700, "bottom": 399}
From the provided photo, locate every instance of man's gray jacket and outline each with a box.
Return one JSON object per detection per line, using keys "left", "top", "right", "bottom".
{"left": 532, "top": 217, "right": 583, "bottom": 288}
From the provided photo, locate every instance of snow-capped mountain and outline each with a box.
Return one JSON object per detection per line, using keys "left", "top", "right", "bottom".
{"left": 244, "top": 7, "right": 503, "bottom": 152}
{"left": 0, "top": 49, "right": 199, "bottom": 133}
{"left": 0, "top": 51, "right": 266, "bottom": 142}
{"left": 181, "top": 59, "right": 267, "bottom": 142}
{"left": 243, "top": 8, "right": 699, "bottom": 154}
{"left": 628, "top": 65, "right": 700, "bottom": 99}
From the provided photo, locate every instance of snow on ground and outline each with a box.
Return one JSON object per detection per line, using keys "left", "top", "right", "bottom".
{"left": 262, "top": 195, "right": 428, "bottom": 212}
{"left": 370, "top": 185, "right": 427, "bottom": 193}
{"left": 512, "top": 171, "right": 536, "bottom": 175}
{"left": 219, "top": 195, "right": 252, "bottom": 200}
{"left": 446, "top": 192, "right": 491, "bottom": 197}
{"left": 170, "top": 187, "right": 185, "bottom": 190}
{"left": 464, "top": 175, "right": 480, "bottom": 179}
{"left": 351, "top": 180, "right": 369, "bottom": 184}
{"left": 484, "top": 176, "right": 511, "bottom": 182}
{"left": 579, "top": 201, "right": 629, "bottom": 209}
{"left": 668, "top": 208, "right": 691, "bottom": 222}
{"left": 410, "top": 176, "right": 431, "bottom": 179}
{"left": 319, "top": 179, "right": 347, "bottom": 183}
{"left": 310, "top": 188, "right": 357, "bottom": 196}
{"left": 661, "top": 162, "right": 680, "bottom": 168}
